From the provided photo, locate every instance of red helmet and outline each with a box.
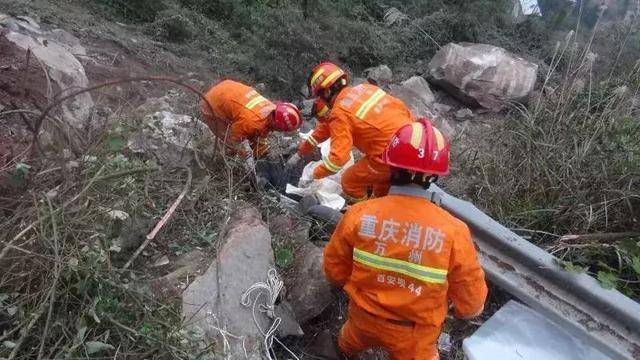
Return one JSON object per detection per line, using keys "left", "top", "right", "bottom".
{"left": 308, "top": 62, "right": 348, "bottom": 97}
{"left": 383, "top": 118, "right": 450, "bottom": 176}
{"left": 273, "top": 102, "right": 302, "bottom": 132}
{"left": 312, "top": 98, "right": 330, "bottom": 122}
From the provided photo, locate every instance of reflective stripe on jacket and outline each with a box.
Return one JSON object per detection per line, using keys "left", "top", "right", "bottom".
{"left": 312, "top": 84, "right": 415, "bottom": 179}
{"left": 323, "top": 185, "right": 488, "bottom": 326}
{"left": 298, "top": 122, "right": 331, "bottom": 156}
{"left": 200, "top": 80, "right": 275, "bottom": 156}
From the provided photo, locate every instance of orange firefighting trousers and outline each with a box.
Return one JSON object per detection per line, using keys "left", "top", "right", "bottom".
{"left": 341, "top": 157, "right": 391, "bottom": 201}
{"left": 338, "top": 301, "right": 440, "bottom": 360}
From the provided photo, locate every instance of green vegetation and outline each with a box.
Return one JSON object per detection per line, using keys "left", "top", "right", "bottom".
{"left": 461, "top": 29, "right": 640, "bottom": 296}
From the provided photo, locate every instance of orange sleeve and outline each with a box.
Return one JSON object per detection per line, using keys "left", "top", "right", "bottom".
{"left": 298, "top": 122, "right": 331, "bottom": 156}
{"left": 323, "top": 209, "right": 357, "bottom": 287}
{"left": 312, "top": 115, "right": 353, "bottom": 179}
{"left": 447, "top": 224, "right": 488, "bottom": 319}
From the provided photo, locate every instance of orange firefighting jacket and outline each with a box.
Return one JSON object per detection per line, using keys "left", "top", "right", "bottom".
{"left": 200, "top": 80, "right": 275, "bottom": 157}
{"left": 313, "top": 84, "right": 415, "bottom": 179}
{"left": 298, "top": 122, "right": 331, "bottom": 156}
{"left": 324, "top": 185, "right": 488, "bottom": 326}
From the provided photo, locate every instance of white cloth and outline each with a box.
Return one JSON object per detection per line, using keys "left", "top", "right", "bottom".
{"left": 286, "top": 131, "right": 354, "bottom": 210}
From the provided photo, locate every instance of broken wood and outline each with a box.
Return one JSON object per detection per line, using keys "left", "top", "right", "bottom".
{"left": 123, "top": 167, "right": 192, "bottom": 270}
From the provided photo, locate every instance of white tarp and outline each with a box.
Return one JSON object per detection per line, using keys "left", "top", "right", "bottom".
{"left": 463, "top": 300, "right": 610, "bottom": 360}
{"left": 285, "top": 131, "right": 353, "bottom": 210}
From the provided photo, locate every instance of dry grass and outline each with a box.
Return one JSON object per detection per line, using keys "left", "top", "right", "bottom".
{"left": 460, "top": 23, "right": 640, "bottom": 297}
{"left": 0, "top": 77, "right": 265, "bottom": 358}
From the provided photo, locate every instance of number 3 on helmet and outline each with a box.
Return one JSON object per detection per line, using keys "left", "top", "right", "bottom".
{"left": 383, "top": 118, "right": 450, "bottom": 176}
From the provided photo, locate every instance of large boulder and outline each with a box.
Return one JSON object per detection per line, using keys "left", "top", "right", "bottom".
{"left": 388, "top": 76, "right": 435, "bottom": 118}
{"left": 427, "top": 43, "right": 538, "bottom": 111}
{"left": 182, "top": 206, "right": 302, "bottom": 358}
{"left": 1, "top": 19, "right": 93, "bottom": 128}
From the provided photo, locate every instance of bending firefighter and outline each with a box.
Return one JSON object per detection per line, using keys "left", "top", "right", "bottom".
{"left": 323, "top": 119, "right": 488, "bottom": 359}
{"left": 200, "top": 79, "right": 301, "bottom": 158}
{"left": 287, "top": 62, "right": 415, "bottom": 202}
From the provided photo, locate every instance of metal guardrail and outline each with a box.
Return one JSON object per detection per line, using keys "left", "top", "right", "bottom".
{"left": 289, "top": 184, "right": 640, "bottom": 359}
{"left": 426, "top": 185, "right": 640, "bottom": 360}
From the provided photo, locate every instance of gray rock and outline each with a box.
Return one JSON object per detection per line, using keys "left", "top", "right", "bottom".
{"left": 149, "top": 249, "right": 207, "bottom": 299}
{"left": 47, "top": 29, "right": 86, "bottom": 56}
{"left": 401, "top": 76, "right": 435, "bottom": 106}
{"left": 389, "top": 76, "right": 435, "bottom": 118}
{"left": 363, "top": 65, "right": 393, "bottom": 86}
{"left": 428, "top": 43, "right": 538, "bottom": 111}
{"left": 300, "top": 84, "right": 309, "bottom": 97}
{"left": 433, "top": 103, "right": 453, "bottom": 113}
{"left": 300, "top": 98, "right": 315, "bottom": 118}
{"left": 287, "top": 242, "right": 334, "bottom": 324}
{"left": 1, "top": 15, "right": 93, "bottom": 129}
{"left": 455, "top": 108, "right": 474, "bottom": 120}
{"left": 182, "top": 206, "right": 302, "bottom": 358}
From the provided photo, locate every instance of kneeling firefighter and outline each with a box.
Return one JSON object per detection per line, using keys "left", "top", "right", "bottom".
{"left": 323, "top": 118, "right": 488, "bottom": 359}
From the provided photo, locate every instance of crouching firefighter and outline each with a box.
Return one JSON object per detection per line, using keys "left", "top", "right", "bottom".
{"left": 322, "top": 118, "right": 488, "bottom": 359}
{"left": 288, "top": 62, "right": 415, "bottom": 203}
{"left": 200, "top": 79, "right": 301, "bottom": 158}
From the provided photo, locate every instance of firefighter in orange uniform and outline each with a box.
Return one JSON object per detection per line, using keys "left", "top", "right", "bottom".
{"left": 290, "top": 62, "right": 415, "bottom": 202}
{"left": 323, "top": 118, "right": 488, "bottom": 359}
{"left": 200, "top": 79, "right": 302, "bottom": 157}
{"left": 289, "top": 98, "right": 332, "bottom": 162}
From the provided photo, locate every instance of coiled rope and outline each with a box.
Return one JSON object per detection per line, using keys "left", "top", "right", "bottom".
{"left": 240, "top": 268, "right": 300, "bottom": 360}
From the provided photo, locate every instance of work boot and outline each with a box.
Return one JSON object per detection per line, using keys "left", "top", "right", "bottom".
{"left": 308, "top": 329, "right": 341, "bottom": 359}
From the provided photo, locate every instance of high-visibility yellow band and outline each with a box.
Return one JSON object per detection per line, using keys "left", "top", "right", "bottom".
{"left": 307, "top": 135, "right": 319, "bottom": 147}
{"left": 322, "top": 156, "right": 342, "bottom": 173}
{"left": 320, "top": 69, "right": 343, "bottom": 88}
{"left": 246, "top": 95, "right": 267, "bottom": 110}
{"left": 356, "top": 89, "right": 386, "bottom": 119}
{"left": 346, "top": 193, "right": 368, "bottom": 203}
{"left": 353, "top": 248, "right": 448, "bottom": 284}
{"left": 317, "top": 106, "right": 329, "bottom": 118}
{"left": 258, "top": 138, "right": 268, "bottom": 144}
{"left": 310, "top": 69, "right": 324, "bottom": 87}
{"left": 409, "top": 122, "right": 424, "bottom": 149}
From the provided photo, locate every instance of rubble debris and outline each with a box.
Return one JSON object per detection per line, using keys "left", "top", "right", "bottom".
{"left": 149, "top": 249, "right": 207, "bottom": 299}
{"left": 153, "top": 255, "right": 170, "bottom": 267}
{"left": 182, "top": 206, "right": 302, "bottom": 358}
{"left": 455, "top": 108, "right": 474, "bottom": 120}
{"left": 389, "top": 76, "right": 435, "bottom": 118}
{"left": 433, "top": 103, "right": 453, "bottom": 113}
{"left": 127, "top": 111, "right": 214, "bottom": 166}
{"left": 363, "top": 64, "right": 393, "bottom": 86}
{"left": 427, "top": 43, "right": 538, "bottom": 111}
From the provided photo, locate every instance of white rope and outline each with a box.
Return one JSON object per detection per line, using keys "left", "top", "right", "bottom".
{"left": 241, "top": 268, "right": 300, "bottom": 360}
